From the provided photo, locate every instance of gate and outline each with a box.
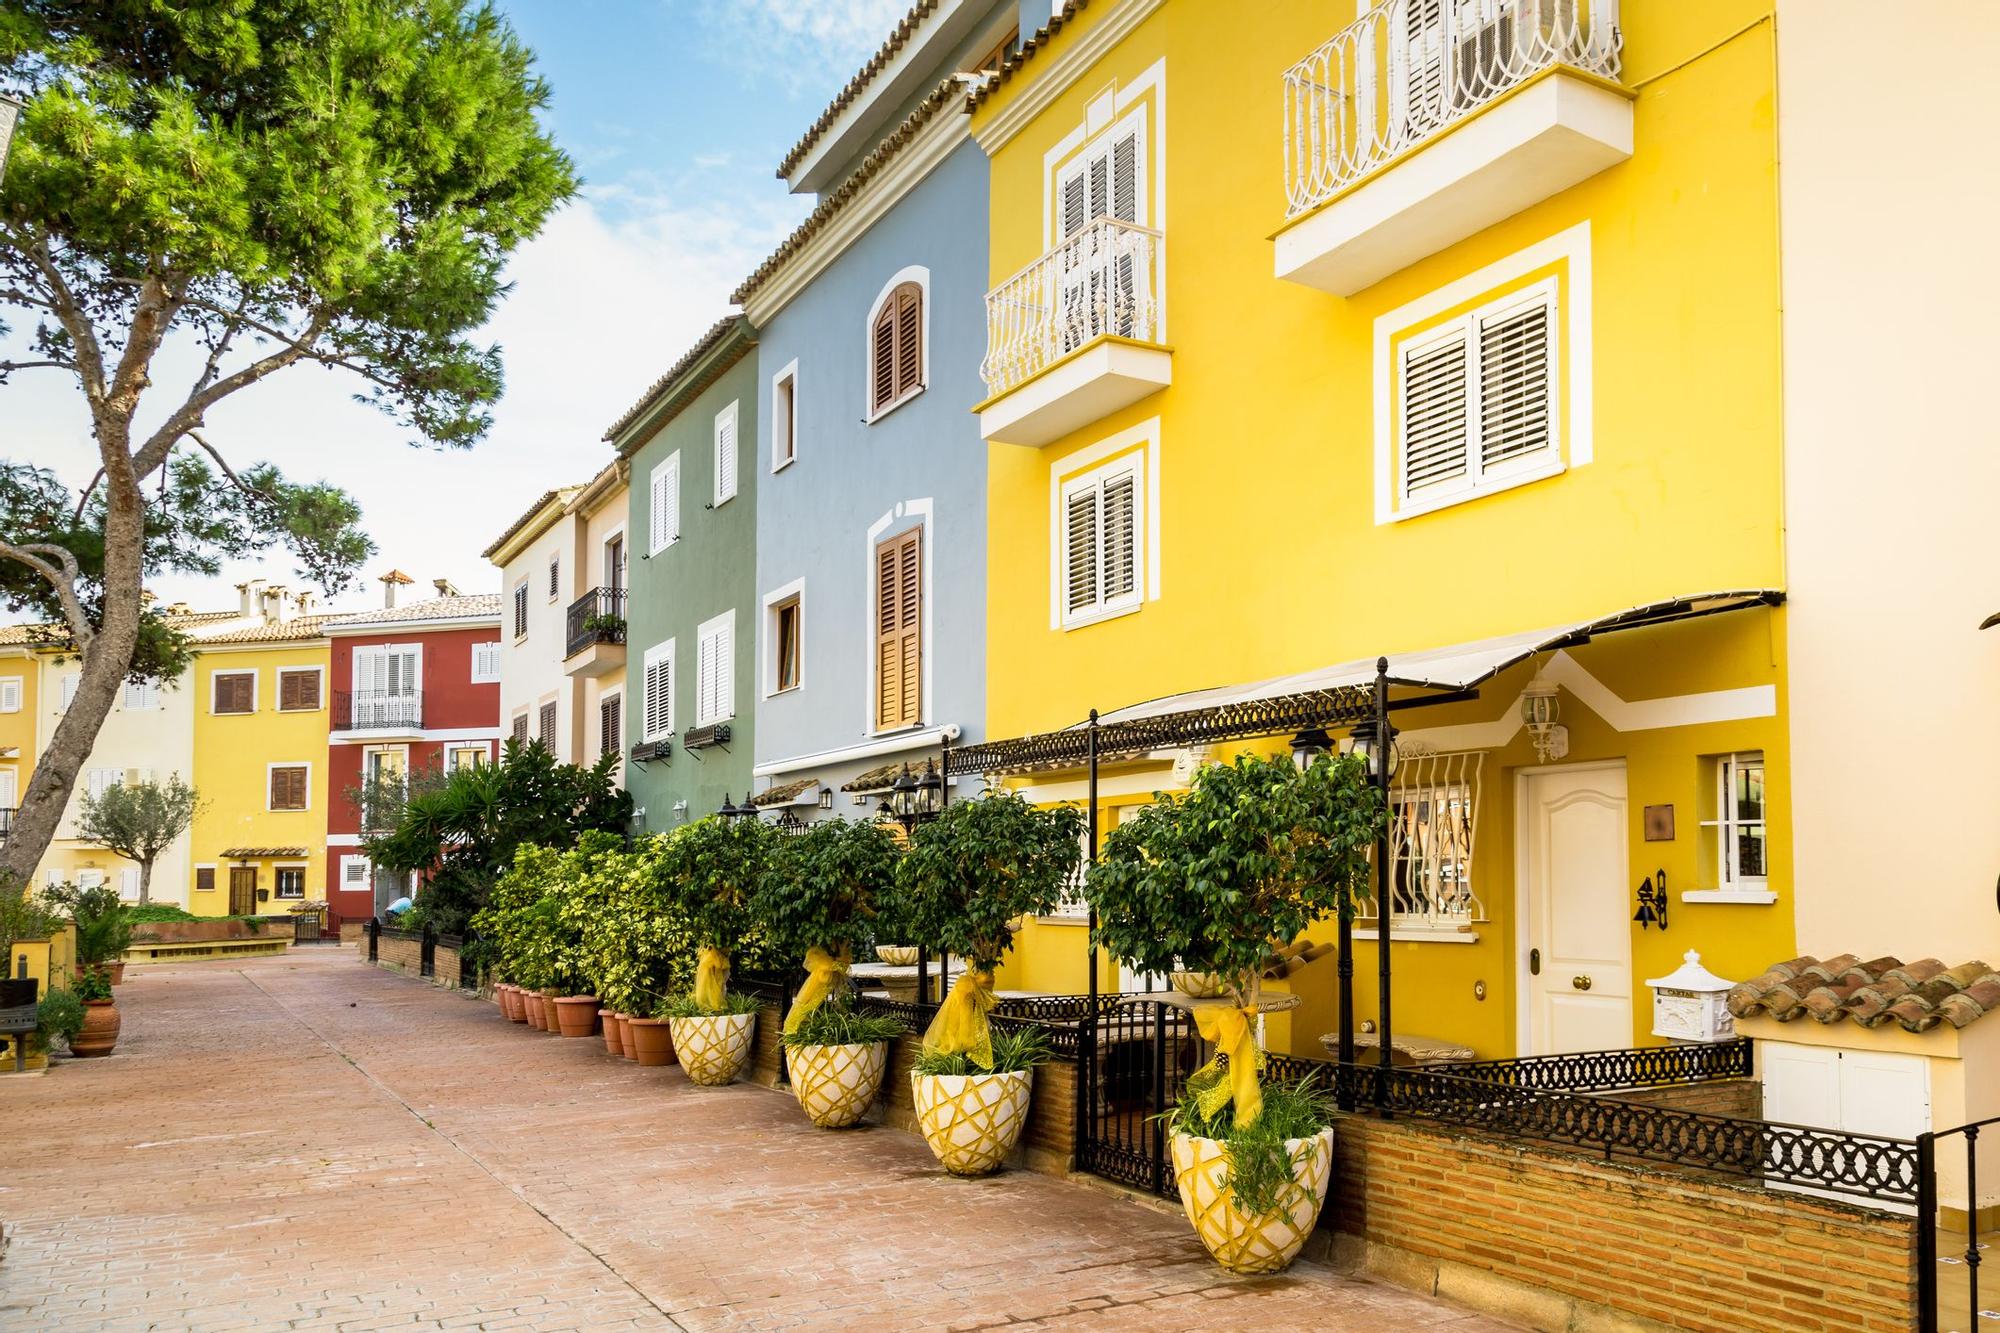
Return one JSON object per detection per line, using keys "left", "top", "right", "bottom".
{"left": 1919, "top": 1117, "right": 2000, "bottom": 1333}
{"left": 1076, "top": 998, "right": 1199, "bottom": 1198}
{"left": 291, "top": 908, "right": 325, "bottom": 945}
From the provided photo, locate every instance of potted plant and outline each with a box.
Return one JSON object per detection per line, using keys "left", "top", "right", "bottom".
{"left": 51, "top": 883, "right": 132, "bottom": 985}
{"left": 652, "top": 817, "right": 771, "bottom": 1085}
{"left": 898, "top": 791, "right": 1083, "bottom": 1175}
{"left": 36, "top": 986, "right": 86, "bottom": 1062}
{"left": 757, "top": 818, "right": 906, "bottom": 1124}
{"left": 586, "top": 834, "right": 695, "bottom": 1064}
{"left": 69, "top": 967, "right": 120, "bottom": 1057}
{"left": 1089, "top": 751, "right": 1381, "bottom": 1274}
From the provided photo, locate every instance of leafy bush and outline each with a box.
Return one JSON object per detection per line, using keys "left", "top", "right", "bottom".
{"left": 125, "top": 904, "right": 197, "bottom": 923}
{"left": 756, "top": 818, "right": 904, "bottom": 962}
{"left": 1166, "top": 1077, "right": 1333, "bottom": 1215}
{"left": 36, "top": 987, "right": 86, "bottom": 1053}
{"left": 656, "top": 990, "right": 763, "bottom": 1020}
{"left": 911, "top": 1023, "right": 1052, "bottom": 1077}
{"left": 898, "top": 792, "right": 1084, "bottom": 970}
{"left": 780, "top": 1002, "right": 906, "bottom": 1050}
{"left": 73, "top": 969, "right": 112, "bottom": 1002}
{"left": 48, "top": 884, "right": 133, "bottom": 966}
{"left": 0, "top": 888, "right": 65, "bottom": 952}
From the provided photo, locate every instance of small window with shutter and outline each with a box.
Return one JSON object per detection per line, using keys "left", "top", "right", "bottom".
{"left": 1396, "top": 279, "right": 1559, "bottom": 511}
{"left": 695, "top": 611, "right": 735, "bottom": 727}
{"left": 642, "top": 639, "right": 675, "bottom": 741}
{"left": 771, "top": 364, "right": 798, "bottom": 471}
{"left": 713, "top": 401, "right": 739, "bottom": 506}
{"left": 277, "top": 668, "right": 322, "bottom": 712}
{"left": 195, "top": 865, "right": 216, "bottom": 895}
{"left": 470, "top": 642, "right": 501, "bottom": 684}
{"left": 868, "top": 282, "right": 924, "bottom": 419}
{"left": 512, "top": 580, "right": 529, "bottom": 639}
{"left": 538, "top": 699, "right": 558, "bottom": 750}
{"left": 0, "top": 677, "right": 19, "bottom": 713}
{"left": 873, "top": 530, "right": 922, "bottom": 731}
{"left": 268, "top": 764, "right": 310, "bottom": 811}
{"left": 599, "top": 692, "right": 622, "bottom": 762}
{"left": 511, "top": 712, "right": 531, "bottom": 745}
{"left": 547, "top": 554, "right": 560, "bottom": 602}
{"left": 212, "top": 671, "right": 256, "bottom": 714}
{"left": 649, "top": 452, "right": 681, "bottom": 553}
{"left": 1059, "top": 456, "right": 1144, "bottom": 628}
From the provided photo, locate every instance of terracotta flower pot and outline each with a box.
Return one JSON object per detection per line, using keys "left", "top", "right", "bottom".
{"left": 670, "top": 1013, "right": 757, "bottom": 1086}
{"left": 539, "top": 992, "right": 560, "bottom": 1032}
{"left": 617, "top": 1013, "right": 639, "bottom": 1061}
{"left": 496, "top": 984, "right": 517, "bottom": 1021}
{"left": 107, "top": 961, "right": 127, "bottom": 986}
{"left": 1170, "top": 1127, "right": 1335, "bottom": 1275}
{"left": 523, "top": 992, "right": 547, "bottom": 1031}
{"left": 507, "top": 986, "right": 528, "bottom": 1022}
{"left": 911, "top": 1069, "right": 1034, "bottom": 1176}
{"left": 627, "top": 1016, "right": 675, "bottom": 1067}
{"left": 788, "top": 1041, "right": 889, "bottom": 1128}
{"left": 600, "top": 1010, "right": 623, "bottom": 1055}
{"left": 553, "top": 996, "right": 600, "bottom": 1038}
{"left": 72, "top": 998, "right": 121, "bottom": 1058}
{"left": 494, "top": 983, "right": 509, "bottom": 1012}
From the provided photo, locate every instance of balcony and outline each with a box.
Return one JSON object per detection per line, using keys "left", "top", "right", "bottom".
{"left": 332, "top": 690, "right": 424, "bottom": 737}
{"left": 564, "top": 587, "right": 626, "bottom": 678}
{"left": 1274, "top": 0, "right": 1629, "bottom": 296}
{"left": 976, "top": 216, "right": 1171, "bottom": 448}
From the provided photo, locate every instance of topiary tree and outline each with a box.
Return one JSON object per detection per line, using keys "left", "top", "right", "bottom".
{"left": 1088, "top": 751, "right": 1382, "bottom": 1127}
{"left": 72, "top": 774, "right": 203, "bottom": 905}
{"left": 898, "top": 792, "right": 1083, "bottom": 1069}
{"left": 653, "top": 816, "right": 774, "bottom": 1013}
{"left": 757, "top": 818, "right": 904, "bottom": 1034}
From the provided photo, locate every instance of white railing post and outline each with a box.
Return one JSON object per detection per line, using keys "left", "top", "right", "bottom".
{"left": 980, "top": 216, "right": 1164, "bottom": 397}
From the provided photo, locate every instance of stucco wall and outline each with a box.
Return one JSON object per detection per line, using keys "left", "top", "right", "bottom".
{"left": 497, "top": 513, "right": 580, "bottom": 763}
{"left": 1777, "top": 0, "right": 2000, "bottom": 961}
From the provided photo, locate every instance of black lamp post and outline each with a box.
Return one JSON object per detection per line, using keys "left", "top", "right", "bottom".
{"left": 877, "top": 760, "right": 943, "bottom": 836}
{"left": 717, "top": 793, "right": 753, "bottom": 821}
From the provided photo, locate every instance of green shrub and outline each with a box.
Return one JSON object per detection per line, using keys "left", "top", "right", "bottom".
{"left": 898, "top": 792, "right": 1083, "bottom": 970}
{"left": 36, "top": 987, "right": 86, "bottom": 1053}
{"left": 73, "top": 969, "right": 112, "bottom": 1002}
{"left": 125, "top": 904, "right": 197, "bottom": 923}
{"left": 1165, "top": 1076, "right": 1333, "bottom": 1215}
{"left": 49, "top": 884, "right": 133, "bottom": 966}
{"left": 780, "top": 1002, "right": 905, "bottom": 1049}
{"left": 910, "top": 1023, "right": 1052, "bottom": 1077}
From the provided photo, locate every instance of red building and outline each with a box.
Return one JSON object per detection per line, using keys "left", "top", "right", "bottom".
{"left": 325, "top": 579, "right": 503, "bottom": 925}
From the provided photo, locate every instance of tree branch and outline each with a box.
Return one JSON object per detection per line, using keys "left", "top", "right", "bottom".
{"left": 183, "top": 429, "right": 271, "bottom": 501}
{"left": 0, "top": 222, "right": 109, "bottom": 408}
{"left": 70, "top": 467, "right": 105, "bottom": 526}
{"left": 0, "top": 540, "right": 93, "bottom": 648}
{"left": 130, "top": 309, "right": 332, "bottom": 480}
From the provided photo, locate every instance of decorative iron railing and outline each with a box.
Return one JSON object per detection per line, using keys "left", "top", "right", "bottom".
{"left": 565, "top": 586, "right": 626, "bottom": 659}
{"left": 1442, "top": 1035, "right": 1753, "bottom": 1093}
{"left": 1918, "top": 1116, "right": 2000, "bottom": 1331}
{"left": 1282, "top": 0, "right": 1623, "bottom": 217}
{"left": 979, "top": 216, "right": 1163, "bottom": 396}
{"left": 333, "top": 690, "right": 423, "bottom": 731}
{"left": 1366, "top": 748, "right": 1486, "bottom": 929}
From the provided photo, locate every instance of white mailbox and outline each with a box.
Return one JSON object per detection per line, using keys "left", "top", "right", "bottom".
{"left": 1647, "top": 950, "right": 1736, "bottom": 1043}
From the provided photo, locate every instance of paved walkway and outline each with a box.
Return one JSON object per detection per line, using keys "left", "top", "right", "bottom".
{"left": 0, "top": 952, "right": 1516, "bottom": 1331}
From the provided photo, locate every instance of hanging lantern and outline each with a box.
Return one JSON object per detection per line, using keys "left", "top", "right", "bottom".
{"left": 1521, "top": 675, "right": 1568, "bottom": 763}
{"left": 1344, "top": 720, "right": 1399, "bottom": 779}
{"left": 1289, "top": 727, "right": 1333, "bottom": 771}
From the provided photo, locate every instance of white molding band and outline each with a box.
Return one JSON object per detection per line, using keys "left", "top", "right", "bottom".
{"left": 974, "top": 0, "right": 1170, "bottom": 154}
{"left": 753, "top": 724, "right": 962, "bottom": 779}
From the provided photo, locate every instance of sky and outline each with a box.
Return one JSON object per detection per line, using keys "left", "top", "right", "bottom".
{"left": 3, "top": 0, "right": 916, "bottom": 614}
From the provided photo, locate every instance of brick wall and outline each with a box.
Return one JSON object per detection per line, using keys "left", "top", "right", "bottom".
{"left": 1606, "top": 1078, "right": 1762, "bottom": 1119}
{"left": 1323, "top": 1113, "right": 1915, "bottom": 1332}
{"left": 354, "top": 931, "right": 465, "bottom": 992}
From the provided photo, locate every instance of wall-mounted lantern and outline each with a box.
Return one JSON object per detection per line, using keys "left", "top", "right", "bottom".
{"left": 1521, "top": 675, "right": 1568, "bottom": 762}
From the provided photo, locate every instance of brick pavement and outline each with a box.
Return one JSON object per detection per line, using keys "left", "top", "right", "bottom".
{"left": 0, "top": 953, "right": 1519, "bottom": 1331}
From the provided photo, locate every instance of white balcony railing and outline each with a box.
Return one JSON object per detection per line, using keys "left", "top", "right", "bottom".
{"left": 980, "top": 216, "right": 1163, "bottom": 397}
{"left": 1283, "top": 0, "right": 1621, "bottom": 218}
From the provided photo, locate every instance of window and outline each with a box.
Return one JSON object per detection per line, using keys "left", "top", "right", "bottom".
{"left": 599, "top": 692, "right": 622, "bottom": 761}
{"left": 277, "top": 668, "right": 322, "bottom": 712}
{"left": 0, "top": 677, "right": 19, "bottom": 712}
{"left": 363, "top": 747, "right": 406, "bottom": 789}
{"left": 354, "top": 646, "right": 419, "bottom": 696}
{"left": 122, "top": 678, "right": 159, "bottom": 711}
{"left": 445, "top": 744, "right": 487, "bottom": 773}
{"left": 771, "top": 365, "right": 798, "bottom": 471}
{"left": 713, "top": 401, "right": 739, "bottom": 506}
{"left": 512, "top": 580, "right": 529, "bottom": 639}
{"left": 195, "top": 866, "right": 216, "bottom": 895}
{"left": 511, "top": 712, "right": 530, "bottom": 745}
{"left": 470, "top": 642, "right": 502, "bottom": 684}
{"left": 275, "top": 867, "right": 307, "bottom": 899}
{"left": 1397, "top": 280, "right": 1558, "bottom": 508}
{"left": 86, "top": 767, "right": 122, "bottom": 800}
{"left": 649, "top": 452, "right": 681, "bottom": 553}
{"left": 538, "top": 699, "right": 558, "bottom": 749}
{"left": 873, "top": 530, "right": 922, "bottom": 730}
{"left": 1376, "top": 750, "right": 1487, "bottom": 932}
{"left": 340, "top": 855, "right": 372, "bottom": 891}
{"left": 547, "top": 554, "right": 560, "bottom": 602}
{"left": 642, "top": 640, "right": 675, "bottom": 741}
{"left": 869, "top": 282, "right": 923, "bottom": 417}
{"left": 772, "top": 597, "right": 801, "bottom": 694}
{"left": 1055, "top": 117, "right": 1144, "bottom": 353}
{"left": 1706, "top": 752, "right": 1769, "bottom": 894}
{"left": 212, "top": 671, "right": 255, "bottom": 714}
{"left": 967, "top": 25, "right": 1018, "bottom": 76}
{"left": 268, "top": 764, "right": 310, "bottom": 811}
{"left": 61, "top": 675, "right": 79, "bottom": 710}
{"left": 1061, "top": 458, "right": 1141, "bottom": 627}
{"left": 604, "top": 532, "right": 625, "bottom": 594}
{"left": 695, "top": 612, "right": 734, "bottom": 727}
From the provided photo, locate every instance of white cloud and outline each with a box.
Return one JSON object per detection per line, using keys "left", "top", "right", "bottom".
{"left": 693, "top": 0, "right": 916, "bottom": 94}
{"left": 2, "top": 187, "right": 798, "bottom": 615}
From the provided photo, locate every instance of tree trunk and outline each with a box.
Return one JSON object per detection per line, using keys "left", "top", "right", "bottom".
{"left": 0, "top": 434, "right": 148, "bottom": 896}
{"left": 136, "top": 858, "right": 152, "bottom": 906}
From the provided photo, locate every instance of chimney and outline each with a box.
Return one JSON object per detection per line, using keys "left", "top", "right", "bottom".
{"left": 166, "top": 601, "right": 192, "bottom": 616}
{"left": 293, "top": 589, "right": 318, "bottom": 618}
{"left": 260, "top": 585, "right": 291, "bottom": 624}
{"left": 237, "top": 578, "right": 266, "bottom": 618}
{"left": 432, "top": 577, "right": 460, "bottom": 598}
{"left": 379, "top": 568, "right": 415, "bottom": 609}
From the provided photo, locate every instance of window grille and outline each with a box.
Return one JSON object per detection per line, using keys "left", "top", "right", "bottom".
{"left": 1364, "top": 749, "right": 1486, "bottom": 928}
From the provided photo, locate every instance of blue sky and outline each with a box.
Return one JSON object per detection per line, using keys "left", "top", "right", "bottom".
{"left": 7, "top": 0, "right": 916, "bottom": 611}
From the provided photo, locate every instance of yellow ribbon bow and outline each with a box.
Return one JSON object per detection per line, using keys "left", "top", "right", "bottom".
{"left": 693, "top": 946, "right": 731, "bottom": 1013}
{"left": 784, "top": 945, "right": 853, "bottom": 1034}
{"left": 1188, "top": 1004, "right": 1264, "bottom": 1128}
{"left": 921, "top": 967, "right": 998, "bottom": 1070}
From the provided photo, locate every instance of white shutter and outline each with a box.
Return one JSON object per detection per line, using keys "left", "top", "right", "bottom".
{"left": 0, "top": 678, "right": 19, "bottom": 712}
{"left": 1401, "top": 333, "right": 1470, "bottom": 496}
{"left": 714, "top": 405, "right": 738, "bottom": 505}
{"left": 694, "top": 613, "right": 733, "bottom": 726}
{"left": 650, "top": 453, "right": 680, "bottom": 552}
{"left": 1111, "top": 129, "right": 1138, "bottom": 223}
{"left": 714, "top": 617, "right": 733, "bottom": 721}
{"left": 1102, "top": 472, "right": 1137, "bottom": 601}
{"left": 1476, "top": 297, "right": 1554, "bottom": 470}
{"left": 356, "top": 647, "right": 387, "bottom": 695}
{"left": 120, "top": 868, "right": 140, "bottom": 899}
{"left": 643, "top": 641, "right": 674, "bottom": 740}
{"left": 1065, "top": 486, "right": 1099, "bottom": 615}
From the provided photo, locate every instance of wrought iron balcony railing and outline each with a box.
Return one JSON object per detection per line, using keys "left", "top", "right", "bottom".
{"left": 979, "top": 215, "right": 1163, "bottom": 396}
{"left": 333, "top": 690, "right": 424, "bottom": 731}
{"left": 1283, "top": 0, "right": 1622, "bottom": 218}
{"left": 565, "top": 586, "right": 626, "bottom": 659}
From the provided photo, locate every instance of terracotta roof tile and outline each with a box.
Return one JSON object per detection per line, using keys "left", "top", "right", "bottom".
{"left": 965, "top": 1, "right": 1093, "bottom": 111}
{"left": 194, "top": 617, "right": 332, "bottom": 645}
{"left": 752, "top": 778, "right": 818, "bottom": 808}
{"left": 325, "top": 594, "right": 501, "bottom": 631}
{"left": 1729, "top": 955, "right": 2000, "bottom": 1032}
{"left": 776, "top": 0, "right": 944, "bottom": 180}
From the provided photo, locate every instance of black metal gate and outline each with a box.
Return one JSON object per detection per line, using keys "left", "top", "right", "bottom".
{"left": 1076, "top": 999, "right": 1198, "bottom": 1198}
{"left": 291, "top": 909, "right": 325, "bottom": 945}
{"left": 1920, "top": 1117, "right": 2000, "bottom": 1333}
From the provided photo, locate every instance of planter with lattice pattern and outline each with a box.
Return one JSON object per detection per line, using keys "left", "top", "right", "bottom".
{"left": 787, "top": 1040, "right": 889, "bottom": 1128}
{"left": 911, "top": 1069, "right": 1033, "bottom": 1176}
{"left": 669, "top": 1012, "right": 757, "bottom": 1086}
{"left": 1169, "top": 1127, "right": 1334, "bottom": 1274}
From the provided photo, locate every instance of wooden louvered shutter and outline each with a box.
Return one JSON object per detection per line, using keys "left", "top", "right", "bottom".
{"left": 1401, "top": 333, "right": 1470, "bottom": 497}
{"left": 539, "top": 700, "right": 557, "bottom": 747}
{"left": 644, "top": 649, "right": 671, "bottom": 740}
{"left": 872, "top": 304, "right": 898, "bottom": 413}
{"left": 1477, "top": 299, "right": 1553, "bottom": 470}
{"left": 875, "top": 530, "right": 922, "bottom": 730}
{"left": 895, "top": 287, "right": 921, "bottom": 400}
{"left": 1065, "top": 486, "right": 1099, "bottom": 615}
{"left": 600, "top": 694, "right": 621, "bottom": 760}
{"left": 512, "top": 713, "right": 530, "bottom": 744}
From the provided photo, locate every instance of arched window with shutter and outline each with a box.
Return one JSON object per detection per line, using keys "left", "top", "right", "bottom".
{"left": 865, "top": 269, "right": 927, "bottom": 419}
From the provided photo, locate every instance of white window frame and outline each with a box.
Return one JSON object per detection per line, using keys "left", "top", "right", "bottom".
{"left": 770, "top": 361, "right": 799, "bottom": 472}
{"left": 511, "top": 578, "right": 530, "bottom": 640}
{"left": 339, "top": 854, "right": 372, "bottom": 892}
{"left": 762, "top": 579, "right": 805, "bottom": 698}
{"left": 649, "top": 451, "right": 681, "bottom": 554}
{"left": 1054, "top": 103, "right": 1150, "bottom": 233}
{"left": 862, "top": 265, "right": 931, "bottom": 425}
{"left": 61, "top": 674, "right": 79, "bottom": 710}
{"left": 1046, "top": 421, "right": 1162, "bottom": 631}
{"left": 713, "top": 401, "right": 740, "bottom": 507}
{"left": 275, "top": 665, "right": 326, "bottom": 712}
{"left": 266, "top": 761, "right": 313, "bottom": 813}
{"left": 1694, "top": 751, "right": 1773, "bottom": 903}
{"left": 1058, "top": 455, "right": 1145, "bottom": 629}
{"left": 641, "top": 638, "right": 676, "bottom": 742}
{"left": 695, "top": 610, "right": 735, "bottom": 727}
{"left": 0, "top": 677, "right": 19, "bottom": 713}
{"left": 121, "top": 677, "right": 159, "bottom": 711}
{"left": 273, "top": 863, "right": 309, "bottom": 900}
{"left": 211, "top": 669, "right": 258, "bottom": 715}
{"left": 86, "top": 767, "right": 122, "bottom": 801}
{"left": 352, "top": 644, "right": 422, "bottom": 697}
{"left": 444, "top": 743, "right": 489, "bottom": 773}
{"left": 0, "top": 767, "right": 15, "bottom": 808}
{"left": 469, "top": 642, "right": 501, "bottom": 684}
{"left": 863, "top": 499, "right": 935, "bottom": 738}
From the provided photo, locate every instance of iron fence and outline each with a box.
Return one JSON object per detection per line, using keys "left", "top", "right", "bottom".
{"left": 1919, "top": 1115, "right": 2000, "bottom": 1332}
{"left": 565, "top": 586, "right": 626, "bottom": 659}
{"left": 334, "top": 690, "right": 423, "bottom": 731}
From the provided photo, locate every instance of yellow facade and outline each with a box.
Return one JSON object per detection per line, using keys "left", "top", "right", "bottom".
{"left": 0, "top": 642, "right": 38, "bottom": 873}
{"left": 976, "top": 1, "right": 1794, "bottom": 1056}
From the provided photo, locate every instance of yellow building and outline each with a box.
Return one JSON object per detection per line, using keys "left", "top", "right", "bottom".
{"left": 969, "top": 0, "right": 1794, "bottom": 1058}
{"left": 0, "top": 629, "right": 41, "bottom": 860}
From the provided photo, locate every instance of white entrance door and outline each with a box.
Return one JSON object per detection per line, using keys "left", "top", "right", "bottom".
{"left": 1520, "top": 763, "right": 1631, "bottom": 1055}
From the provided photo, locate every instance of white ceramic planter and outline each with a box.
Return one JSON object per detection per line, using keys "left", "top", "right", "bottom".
{"left": 873, "top": 945, "right": 918, "bottom": 966}
{"left": 911, "top": 1069, "right": 1034, "bottom": 1176}
{"left": 1170, "top": 1127, "right": 1335, "bottom": 1274}
{"left": 669, "top": 1012, "right": 757, "bottom": 1086}
{"left": 787, "top": 1040, "right": 889, "bottom": 1128}
{"left": 1170, "top": 970, "right": 1230, "bottom": 998}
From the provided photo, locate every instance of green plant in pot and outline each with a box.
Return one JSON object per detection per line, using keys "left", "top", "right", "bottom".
{"left": 69, "top": 965, "right": 121, "bottom": 1057}
{"left": 1089, "top": 750, "right": 1381, "bottom": 1274}
{"left": 897, "top": 791, "right": 1082, "bottom": 1175}
{"left": 49, "top": 883, "right": 133, "bottom": 984}
{"left": 36, "top": 986, "right": 87, "bottom": 1060}
{"left": 652, "top": 817, "right": 772, "bottom": 1085}
{"left": 758, "top": 818, "right": 906, "bottom": 1126}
